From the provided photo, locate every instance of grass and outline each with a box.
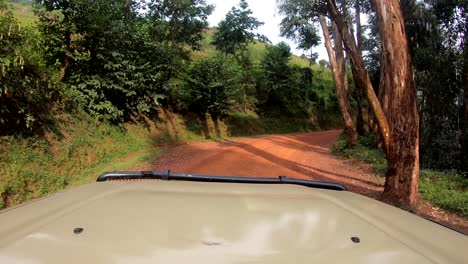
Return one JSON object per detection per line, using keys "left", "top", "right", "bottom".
{"left": 8, "top": 2, "right": 37, "bottom": 26}
{"left": 419, "top": 170, "right": 468, "bottom": 217}
{"left": 150, "top": 110, "right": 321, "bottom": 143}
{"left": 197, "top": 28, "right": 324, "bottom": 70}
{"left": 70, "top": 148, "right": 165, "bottom": 187}
{"left": 225, "top": 111, "right": 323, "bottom": 136}
{"left": 333, "top": 134, "right": 468, "bottom": 217}
{"left": 0, "top": 113, "right": 158, "bottom": 208}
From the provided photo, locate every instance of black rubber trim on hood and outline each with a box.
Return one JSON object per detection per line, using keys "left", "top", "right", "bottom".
{"left": 96, "top": 170, "right": 348, "bottom": 191}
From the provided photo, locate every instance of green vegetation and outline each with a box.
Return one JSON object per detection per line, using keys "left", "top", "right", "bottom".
{"left": 419, "top": 171, "right": 468, "bottom": 217}
{"left": 2, "top": 0, "right": 465, "bottom": 217}
{"left": 333, "top": 135, "right": 468, "bottom": 216}
{"left": 8, "top": 2, "right": 36, "bottom": 25}
{"left": 0, "top": 2, "right": 59, "bottom": 134}
{"left": 0, "top": 113, "right": 156, "bottom": 208}
{"left": 0, "top": 0, "right": 340, "bottom": 208}
{"left": 0, "top": 108, "right": 323, "bottom": 209}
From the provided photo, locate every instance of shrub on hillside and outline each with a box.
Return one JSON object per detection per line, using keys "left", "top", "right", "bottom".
{"left": 0, "top": 4, "right": 61, "bottom": 135}
{"left": 184, "top": 55, "right": 242, "bottom": 119}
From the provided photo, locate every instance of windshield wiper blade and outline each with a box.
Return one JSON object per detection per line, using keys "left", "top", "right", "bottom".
{"left": 96, "top": 170, "right": 347, "bottom": 191}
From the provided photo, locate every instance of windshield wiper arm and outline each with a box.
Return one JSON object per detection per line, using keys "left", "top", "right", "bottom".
{"left": 96, "top": 170, "right": 347, "bottom": 191}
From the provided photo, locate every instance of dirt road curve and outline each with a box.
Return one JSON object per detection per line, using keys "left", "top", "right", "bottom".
{"left": 138, "top": 130, "right": 383, "bottom": 196}
{"left": 136, "top": 130, "right": 468, "bottom": 234}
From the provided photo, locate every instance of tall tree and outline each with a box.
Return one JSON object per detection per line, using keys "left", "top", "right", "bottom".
{"left": 277, "top": 0, "right": 389, "bottom": 147}
{"left": 279, "top": 0, "right": 422, "bottom": 205}
{"left": 186, "top": 55, "right": 242, "bottom": 121}
{"left": 431, "top": 0, "right": 467, "bottom": 171}
{"left": 398, "top": 0, "right": 461, "bottom": 170}
{"left": 325, "top": 0, "right": 390, "bottom": 153}
{"left": 35, "top": 0, "right": 213, "bottom": 122}
{"left": 464, "top": 37, "right": 468, "bottom": 171}
{"left": 212, "top": 0, "right": 265, "bottom": 57}
{"left": 319, "top": 15, "right": 357, "bottom": 145}
{"left": 279, "top": 10, "right": 321, "bottom": 63}
{"left": 35, "top": 0, "right": 77, "bottom": 79}
{"left": 148, "top": 0, "right": 214, "bottom": 50}
{"left": 353, "top": 0, "right": 365, "bottom": 135}
{"left": 212, "top": 0, "right": 267, "bottom": 111}
{"left": 424, "top": 0, "right": 468, "bottom": 171}
{"left": 374, "top": 0, "right": 420, "bottom": 206}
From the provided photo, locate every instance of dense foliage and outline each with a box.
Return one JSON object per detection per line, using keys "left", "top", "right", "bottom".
{"left": 1, "top": 0, "right": 338, "bottom": 131}
{"left": 212, "top": 0, "right": 266, "bottom": 56}
{"left": 257, "top": 42, "right": 314, "bottom": 117}
{"left": 399, "top": 0, "right": 466, "bottom": 171}
{"left": 185, "top": 55, "right": 242, "bottom": 119}
{"left": 0, "top": 0, "right": 60, "bottom": 134}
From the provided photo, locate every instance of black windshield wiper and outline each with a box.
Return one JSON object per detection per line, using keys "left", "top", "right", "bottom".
{"left": 96, "top": 170, "right": 347, "bottom": 191}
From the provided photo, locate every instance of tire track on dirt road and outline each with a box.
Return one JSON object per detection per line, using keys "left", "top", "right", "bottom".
{"left": 135, "top": 130, "right": 384, "bottom": 197}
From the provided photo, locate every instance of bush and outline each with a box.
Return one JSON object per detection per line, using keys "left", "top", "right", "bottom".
{"left": 0, "top": 5, "right": 62, "bottom": 135}
{"left": 333, "top": 134, "right": 468, "bottom": 216}
{"left": 257, "top": 42, "right": 314, "bottom": 118}
{"left": 184, "top": 55, "right": 242, "bottom": 119}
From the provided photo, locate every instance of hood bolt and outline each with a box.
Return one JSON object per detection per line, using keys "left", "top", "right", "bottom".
{"left": 73, "top": 227, "right": 84, "bottom": 234}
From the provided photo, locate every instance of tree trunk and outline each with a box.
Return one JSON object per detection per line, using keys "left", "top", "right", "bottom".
{"left": 374, "top": 0, "right": 420, "bottom": 207}
{"left": 355, "top": 0, "right": 362, "bottom": 51}
{"left": 375, "top": 50, "right": 388, "bottom": 150}
{"left": 462, "top": 37, "right": 468, "bottom": 172}
{"left": 60, "top": 17, "right": 71, "bottom": 80}
{"left": 333, "top": 22, "right": 349, "bottom": 93}
{"left": 319, "top": 15, "right": 357, "bottom": 146}
{"left": 354, "top": 0, "right": 365, "bottom": 135}
{"left": 377, "top": 48, "right": 389, "bottom": 117}
{"left": 348, "top": 54, "right": 366, "bottom": 135}
{"left": 344, "top": 2, "right": 366, "bottom": 135}
{"left": 326, "top": 0, "right": 390, "bottom": 154}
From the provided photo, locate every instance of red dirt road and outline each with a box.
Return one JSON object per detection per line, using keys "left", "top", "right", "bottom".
{"left": 135, "top": 130, "right": 468, "bottom": 233}
{"left": 138, "top": 130, "right": 383, "bottom": 196}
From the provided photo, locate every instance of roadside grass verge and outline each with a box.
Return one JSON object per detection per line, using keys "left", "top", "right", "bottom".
{"left": 225, "top": 111, "right": 321, "bottom": 136}
{"left": 0, "top": 113, "right": 159, "bottom": 209}
{"left": 333, "top": 134, "right": 468, "bottom": 217}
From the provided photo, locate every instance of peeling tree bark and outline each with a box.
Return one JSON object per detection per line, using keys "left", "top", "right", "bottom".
{"left": 374, "top": 0, "right": 420, "bottom": 207}
{"left": 377, "top": 50, "right": 389, "bottom": 118}
{"left": 354, "top": 0, "right": 365, "bottom": 135}
{"left": 319, "top": 15, "right": 357, "bottom": 146}
{"left": 333, "top": 19, "right": 349, "bottom": 94}
{"left": 326, "top": 0, "right": 390, "bottom": 153}
{"left": 333, "top": 22, "right": 349, "bottom": 94}
{"left": 376, "top": 50, "right": 389, "bottom": 149}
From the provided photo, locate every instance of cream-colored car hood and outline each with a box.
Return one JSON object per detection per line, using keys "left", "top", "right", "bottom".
{"left": 0, "top": 180, "right": 466, "bottom": 264}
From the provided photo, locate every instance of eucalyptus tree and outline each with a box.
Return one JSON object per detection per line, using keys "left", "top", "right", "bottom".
{"left": 278, "top": 0, "right": 421, "bottom": 206}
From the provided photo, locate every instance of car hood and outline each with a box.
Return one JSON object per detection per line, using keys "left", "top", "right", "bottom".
{"left": 0, "top": 180, "right": 466, "bottom": 264}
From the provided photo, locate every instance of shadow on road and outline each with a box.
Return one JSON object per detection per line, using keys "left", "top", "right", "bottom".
{"left": 219, "top": 138, "right": 383, "bottom": 198}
